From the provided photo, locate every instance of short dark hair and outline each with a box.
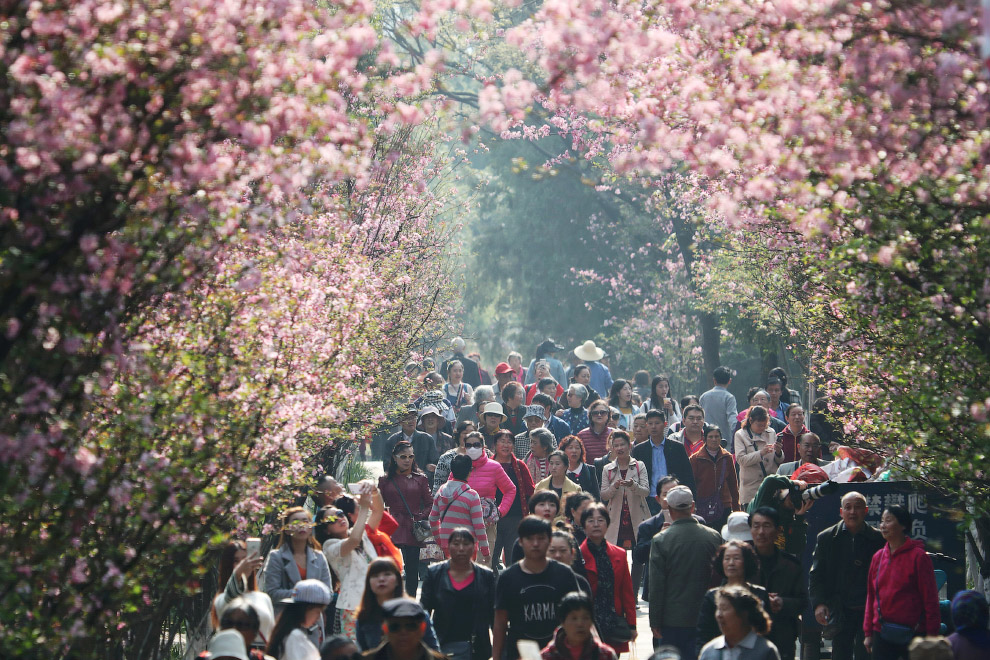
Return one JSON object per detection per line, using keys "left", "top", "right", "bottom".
{"left": 742, "top": 405, "right": 768, "bottom": 430}
{"left": 610, "top": 430, "right": 631, "bottom": 446}
{"left": 885, "top": 505, "right": 912, "bottom": 532}
{"left": 538, "top": 377, "right": 557, "bottom": 391}
{"left": 634, "top": 370, "right": 651, "bottom": 387}
{"left": 716, "top": 585, "right": 772, "bottom": 634}
{"left": 532, "top": 393, "right": 555, "bottom": 409}
{"left": 320, "top": 635, "right": 357, "bottom": 660}
{"left": 713, "top": 540, "right": 760, "bottom": 582}
{"left": 749, "top": 506, "right": 780, "bottom": 528}
{"left": 220, "top": 596, "right": 260, "bottom": 632}
{"left": 580, "top": 502, "right": 610, "bottom": 528}
{"left": 333, "top": 495, "right": 356, "bottom": 517}
{"left": 502, "top": 382, "right": 523, "bottom": 401}
{"left": 448, "top": 526, "right": 476, "bottom": 546}
{"left": 528, "top": 490, "right": 560, "bottom": 513}
{"left": 450, "top": 454, "right": 473, "bottom": 480}
{"left": 785, "top": 403, "right": 803, "bottom": 418}
{"left": 517, "top": 515, "right": 552, "bottom": 539}
{"left": 644, "top": 408, "right": 667, "bottom": 422}
{"left": 557, "top": 591, "right": 594, "bottom": 622}
{"left": 713, "top": 366, "right": 733, "bottom": 384}
{"left": 766, "top": 377, "right": 783, "bottom": 390}
{"left": 682, "top": 404, "right": 704, "bottom": 419}
{"left": 563, "top": 491, "right": 593, "bottom": 523}
{"left": 558, "top": 435, "right": 586, "bottom": 464}
{"left": 656, "top": 475, "right": 679, "bottom": 493}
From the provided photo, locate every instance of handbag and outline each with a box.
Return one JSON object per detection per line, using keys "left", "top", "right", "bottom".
{"left": 390, "top": 477, "right": 433, "bottom": 543}
{"left": 696, "top": 456, "right": 728, "bottom": 523}
{"left": 480, "top": 496, "right": 501, "bottom": 525}
{"left": 607, "top": 614, "right": 635, "bottom": 643}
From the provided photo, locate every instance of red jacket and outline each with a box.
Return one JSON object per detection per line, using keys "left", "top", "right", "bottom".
{"left": 497, "top": 455, "right": 536, "bottom": 516}
{"left": 777, "top": 425, "right": 808, "bottom": 464}
{"left": 579, "top": 539, "right": 636, "bottom": 652}
{"left": 367, "top": 511, "right": 403, "bottom": 571}
{"left": 864, "top": 538, "right": 940, "bottom": 636}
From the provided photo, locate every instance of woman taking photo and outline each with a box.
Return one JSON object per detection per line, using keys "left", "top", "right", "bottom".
{"left": 355, "top": 558, "right": 440, "bottom": 651}
{"left": 421, "top": 528, "right": 497, "bottom": 660}
{"left": 696, "top": 540, "right": 771, "bottom": 653}
{"left": 607, "top": 379, "right": 641, "bottom": 431}
{"left": 559, "top": 384, "right": 590, "bottom": 434}
{"left": 378, "top": 441, "right": 432, "bottom": 595}
{"left": 599, "top": 431, "right": 650, "bottom": 548}
{"left": 863, "top": 506, "right": 940, "bottom": 660}
{"left": 690, "top": 424, "right": 740, "bottom": 528}
{"left": 267, "top": 579, "right": 335, "bottom": 660}
{"left": 264, "top": 507, "right": 333, "bottom": 648}
{"left": 319, "top": 489, "right": 374, "bottom": 639}
{"left": 734, "top": 406, "right": 782, "bottom": 507}
{"left": 212, "top": 540, "right": 273, "bottom": 649}
{"left": 492, "top": 430, "right": 535, "bottom": 569}
{"left": 534, "top": 450, "right": 581, "bottom": 506}
{"left": 558, "top": 435, "right": 600, "bottom": 501}
{"left": 643, "top": 375, "right": 681, "bottom": 427}
{"left": 699, "top": 586, "right": 780, "bottom": 660}
{"left": 578, "top": 503, "right": 637, "bottom": 653}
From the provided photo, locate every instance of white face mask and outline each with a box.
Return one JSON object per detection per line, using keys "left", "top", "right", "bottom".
{"left": 466, "top": 447, "right": 484, "bottom": 460}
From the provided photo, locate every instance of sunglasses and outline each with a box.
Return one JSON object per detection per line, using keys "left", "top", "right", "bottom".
{"left": 397, "top": 454, "right": 415, "bottom": 460}
{"left": 386, "top": 620, "right": 422, "bottom": 633}
{"left": 321, "top": 509, "right": 345, "bottom": 524}
{"left": 591, "top": 411, "right": 609, "bottom": 417}
{"left": 611, "top": 414, "right": 620, "bottom": 420}
{"left": 464, "top": 442, "right": 483, "bottom": 449}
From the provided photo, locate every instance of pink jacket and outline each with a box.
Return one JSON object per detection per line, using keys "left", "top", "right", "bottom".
{"left": 457, "top": 453, "right": 517, "bottom": 517}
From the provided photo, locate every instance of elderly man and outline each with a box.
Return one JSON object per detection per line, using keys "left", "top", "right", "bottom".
{"left": 492, "top": 362, "right": 515, "bottom": 403}
{"left": 514, "top": 405, "right": 555, "bottom": 459}
{"left": 777, "top": 432, "right": 831, "bottom": 477}
{"left": 383, "top": 404, "right": 440, "bottom": 475}
{"left": 649, "top": 486, "right": 723, "bottom": 660}
{"left": 533, "top": 393, "right": 570, "bottom": 443}
{"left": 457, "top": 384, "right": 494, "bottom": 426}
{"left": 440, "top": 337, "right": 480, "bottom": 388}
{"left": 808, "top": 492, "right": 884, "bottom": 660}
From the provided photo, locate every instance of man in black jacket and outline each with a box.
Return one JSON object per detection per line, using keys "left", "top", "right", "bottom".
{"left": 632, "top": 409, "right": 696, "bottom": 515}
{"left": 808, "top": 491, "right": 884, "bottom": 660}
{"left": 749, "top": 507, "right": 809, "bottom": 660}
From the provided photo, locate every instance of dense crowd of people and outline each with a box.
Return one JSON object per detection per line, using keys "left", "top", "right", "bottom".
{"left": 201, "top": 338, "right": 985, "bottom": 660}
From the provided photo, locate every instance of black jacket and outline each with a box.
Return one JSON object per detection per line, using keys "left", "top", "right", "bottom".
{"left": 421, "top": 562, "right": 496, "bottom": 660}
{"left": 809, "top": 521, "right": 884, "bottom": 613}
{"left": 631, "top": 438, "right": 696, "bottom": 495}
{"left": 383, "top": 430, "right": 441, "bottom": 474}
{"left": 567, "top": 462, "right": 601, "bottom": 501}
{"left": 750, "top": 546, "right": 808, "bottom": 659}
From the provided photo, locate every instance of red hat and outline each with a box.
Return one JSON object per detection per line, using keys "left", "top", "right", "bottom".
{"left": 494, "top": 362, "right": 512, "bottom": 375}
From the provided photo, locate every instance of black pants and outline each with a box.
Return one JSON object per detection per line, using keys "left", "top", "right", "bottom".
{"left": 831, "top": 608, "right": 870, "bottom": 660}
{"left": 493, "top": 513, "right": 522, "bottom": 568}
{"left": 398, "top": 544, "right": 421, "bottom": 596}
{"left": 872, "top": 634, "right": 911, "bottom": 660}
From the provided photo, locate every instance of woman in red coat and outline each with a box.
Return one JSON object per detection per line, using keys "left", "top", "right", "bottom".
{"left": 578, "top": 502, "right": 637, "bottom": 653}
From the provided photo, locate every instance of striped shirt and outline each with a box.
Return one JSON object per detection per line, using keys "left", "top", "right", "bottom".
{"left": 429, "top": 480, "right": 490, "bottom": 558}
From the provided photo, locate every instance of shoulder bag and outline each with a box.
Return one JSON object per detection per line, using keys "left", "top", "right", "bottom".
{"left": 696, "top": 456, "right": 728, "bottom": 524}
{"left": 390, "top": 477, "right": 433, "bottom": 543}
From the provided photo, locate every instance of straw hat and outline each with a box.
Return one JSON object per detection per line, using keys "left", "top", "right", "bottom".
{"left": 574, "top": 340, "right": 606, "bottom": 362}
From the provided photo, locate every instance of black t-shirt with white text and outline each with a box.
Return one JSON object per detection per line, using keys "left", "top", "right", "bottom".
{"left": 495, "top": 560, "right": 581, "bottom": 659}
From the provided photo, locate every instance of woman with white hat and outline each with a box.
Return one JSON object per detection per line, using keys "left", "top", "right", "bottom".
{"left": 695, "top": 540, "right": 772, "bottom": 655}
{"left": 572, "top": 341, "right": 613, "bottom": 399}
{"left": 267, "top": 579, "right": 334, "bottom": 660}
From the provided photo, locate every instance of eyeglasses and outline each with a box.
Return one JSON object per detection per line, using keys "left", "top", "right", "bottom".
{"left": 386, "top": 620, "right": 422, "bottom": 633}
{"left": 464, "top": 442, "right": 483, "bottom": 449}
{"left": 591, "top": 411, "right": 609, "bottom": 417}
{"left": 397, "top": 454, "right": 415, "bottom": 460}
{"left": 321, "top": 509, "right": 345, "bottom": 524}
{"left": 610, "top": 414, "right": 620, "bottom": 420}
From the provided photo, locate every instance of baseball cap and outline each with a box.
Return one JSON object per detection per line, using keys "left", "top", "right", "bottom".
{"left": 382, "top": 598, "right": 427, "bottom": 620}
{"left": 280, "top": 579, "right": 333, "bottom": 605}
{"left": 666, "top": 485, "right": 694, "bottom": 510}
{"left": 494, "top": 362, "right": 513, "bottom": 375}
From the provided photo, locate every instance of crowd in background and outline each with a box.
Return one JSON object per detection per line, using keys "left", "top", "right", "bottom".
{"left": 200, "top": 338, "right": 986, "bottom": 660}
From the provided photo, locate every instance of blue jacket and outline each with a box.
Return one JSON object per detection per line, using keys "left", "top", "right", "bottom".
{"left": 586, "top": 361, "right": 613, "bottom": 398}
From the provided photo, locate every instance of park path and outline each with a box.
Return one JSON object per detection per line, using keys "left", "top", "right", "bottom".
{"left": 358, "top": 459, "right": 657, "bottom": 660}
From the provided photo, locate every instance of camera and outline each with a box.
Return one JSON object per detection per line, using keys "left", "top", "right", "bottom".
{"left": 787, "top": 479, "right": 839, "bottom": 507}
